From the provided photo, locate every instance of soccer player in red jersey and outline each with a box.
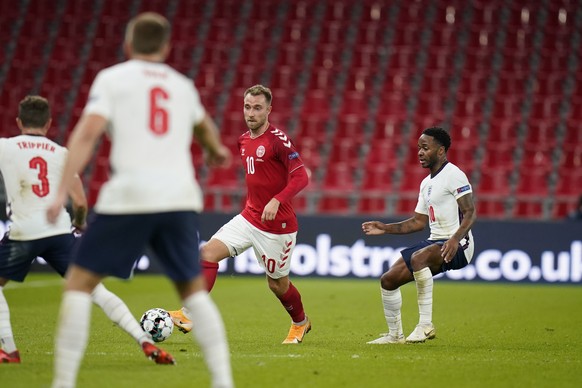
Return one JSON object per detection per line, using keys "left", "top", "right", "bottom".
{"left": 170, "top": 84, "right": 311, "bottom": 344}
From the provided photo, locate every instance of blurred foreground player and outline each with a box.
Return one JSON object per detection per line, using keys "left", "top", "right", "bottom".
{"left": 47, "top": 13, "right": 233, "bottom": 387}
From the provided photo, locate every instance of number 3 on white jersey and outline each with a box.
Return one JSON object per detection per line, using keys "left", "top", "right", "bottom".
{"left": 29, "top": 156, "right": 50, "bottom": 197}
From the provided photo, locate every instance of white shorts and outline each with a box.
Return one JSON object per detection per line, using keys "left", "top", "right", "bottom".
{"left": 211, "top": 214, "right": 297, "bottom": 279}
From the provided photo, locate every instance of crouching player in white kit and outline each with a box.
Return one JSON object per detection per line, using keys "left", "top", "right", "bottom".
{"left": 0, "top": 96, "right": 167, "bottom": 363}
{"left": 363, "top": 127, "right": 476, "bottom": 344}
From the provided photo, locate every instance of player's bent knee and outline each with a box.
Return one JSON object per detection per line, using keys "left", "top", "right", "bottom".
{"left": 380, "top": 273, "right": 399, "bottom": 291}
{"left": 200, "top": 239, "right": 229, "bottom": 263}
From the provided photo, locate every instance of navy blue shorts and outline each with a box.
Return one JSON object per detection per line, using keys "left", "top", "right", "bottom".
{"left": 73, "top": 211, "right": 201, "bottom": 281}
{"left": 401, "top": 239, "right": 468, "bottom": 274}
{"left": 0, "top": 233, "right": 76, "bottom": 282}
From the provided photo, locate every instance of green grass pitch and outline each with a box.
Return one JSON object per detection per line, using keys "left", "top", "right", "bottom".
{"left": 2, "top": 273, "right": 581, "bottom": 387}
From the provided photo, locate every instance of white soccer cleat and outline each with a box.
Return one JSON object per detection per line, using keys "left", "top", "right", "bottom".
{"left": 406, "top": 323, "right": 436, "bottom": 343}
{"left": 367, "top": 333, "right": 405, "bottom": 344}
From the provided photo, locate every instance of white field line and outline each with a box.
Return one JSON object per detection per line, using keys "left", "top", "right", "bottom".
{"left": 44, "top": 351, "right": 304, "bottom": 359}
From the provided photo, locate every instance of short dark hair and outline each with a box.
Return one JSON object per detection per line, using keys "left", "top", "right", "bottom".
{"left": 18, "top": 95, "right": 50, "bottom": 128}
{"left": 126, "top": 12, "right": 170, "bottom": 55}
{"left": 244, "top": 84, "right": 272, "bottom": 105}
{"left": 422, "top": 127, "right": 451, "bottom": 151}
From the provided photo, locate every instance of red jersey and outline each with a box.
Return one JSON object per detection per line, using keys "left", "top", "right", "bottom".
{"left": 238, "top": 125, "right": 305, "bottom": 234}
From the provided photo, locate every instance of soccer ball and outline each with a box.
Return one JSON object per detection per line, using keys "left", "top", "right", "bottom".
{"left": 140, "top": 308, "right": 174, "bottom": 343}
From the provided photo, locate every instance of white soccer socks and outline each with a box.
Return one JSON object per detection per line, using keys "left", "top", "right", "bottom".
{"left": 380, "top": 288, "right": 403, "bottom": 337}
{"left": 91, "top": 283, "right": 151, "bottom": 345}
{"left": 413, "top": 267, "right": 434, "bottom": 325}
{"left": 183, "top": 291, "right": 233, "bottom": 388}
{"left": 0, "top": 286, "right": 17, "bottom": 353}
{"left": 53, "top": 291, "right": 92, "bottom": 388}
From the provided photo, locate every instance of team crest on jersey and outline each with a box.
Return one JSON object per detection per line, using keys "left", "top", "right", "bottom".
{"left": 256, "top": 145, "right": 265, "bottom": 157}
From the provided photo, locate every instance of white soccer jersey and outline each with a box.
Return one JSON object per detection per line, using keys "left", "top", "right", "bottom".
{"left": 415, "top": 162, "right": 474, "bottom": 242}
{"left": 84, "top": 59, "right": 206, "bottom": 214}
{"left": 0, "top": 135, "right": 72, "bottom": 240}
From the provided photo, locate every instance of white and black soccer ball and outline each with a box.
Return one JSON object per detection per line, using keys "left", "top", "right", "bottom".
{"left": 140, "top": 308, "right": 174, "bottom": 343}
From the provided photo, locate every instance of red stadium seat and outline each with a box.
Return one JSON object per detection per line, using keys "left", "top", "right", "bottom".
{"left": 558, "top": 145, "right": 582, "bottom": 173}
{"left": 320, "top": 21, "right": 350, "bottom": 44}
{"left": 515, "top": 170, "right": 550, "bottom": 196}
{"left": 513, "top": 200, "right": 544, "bottom": 218}
{"left": 555, "top": 170, "right": 582, "bottom": 196}
{"left": 458, "top": 72, "right": 490, "bottom": 95}
{"left": 388, "top": 47, "right": 417, "bottom": 70}
{"left": 447, "top": 145, "right": 476, "bottom": 175}
{"left": 476, "top": 198, "right": 507, "bottom": 218}
{"left": 344, "top": 69, "right": 375, "bottom": 94}
{"left": 424, "top": 48, "right": 456, "bottom": 74}
{"left": 394, "top": 196, "right": 419, "bottom": 216}
{"left": 312, "top": 43, "right": 343, "bottom": 71}
{"left": 421, "top": 71, "right": 453, "bottom": 95}
{"left": 272, "top": 66, "right": 298, "bottom": 90}
{"left": 300, "top": 90, "right": 332, "bottom": 120}
{"left": 464, "top": 48, "right": 495, "bottom": 72}
{"left": 277, "top": 43, "right": 308, "bottom": 67}
{"left": 454, "top": 93, "right": 487, "bottom": 121}
{"left": 205, "top": 166, "right": 241, "bottom": 188}
{"left": 481, "top": 144, "right": 515, "bottom": 172}
{"left": 322, "top": 163, "right": 356, "bottom": 191}
{"left": 356, "top": 24, "right": 386, "bottom": 46}
{"left": 204, "top": 191, "right": 239, "bottom": 213}
{"left": 399, "top": 167, "right": 429, "bottom": 194}
{"left": 529, "top": 97, "right": 561, "bottom": 121}
{"left": 416, "top": 94, "right": 446, "bottom": 119}
{"left": 365, "top": 140, "right": 400, "bottom": 169}
{"left": 351, "top": 44, "right": 382, "bottom": 69}
{"left": 361, "top": 164, "right": 395, "bottom": 191}
{"left": 491, "top": 96, "right": 523, "bottom": 119}
{"left": 477, "top": 170, "right": 511, "bottom": 196}
{"left": 295, "top": 139, "right": 323, "bottom": 177}
{"left": 340, "top": 92, "right": 370, "bottom": 118}
{"left": 378, "top": 92, "right": 408, "bottom": 119}
{"left": 487, "top": 119, "right": 520, "bottom": 146}
{"left": 372, "top": 116, "right": 407, "bottom": 143}
{"left": 357, "top": 195, "right": 388, "bottom": 215}
{"left": 563, "top": 122, "right": 582, "bottom": 147}
{"left": 327, "top": 138, "right": 362, "bottom": 167}
{"left": 552, "top": 197, "right": 579, "bottom": 219}
{"left": 318, "top": 195, "right": 351, "bottom": 214}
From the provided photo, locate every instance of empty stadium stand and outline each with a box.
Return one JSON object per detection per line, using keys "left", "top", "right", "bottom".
{"left": 0, "top": 0, "right": 580, "bottom": 220}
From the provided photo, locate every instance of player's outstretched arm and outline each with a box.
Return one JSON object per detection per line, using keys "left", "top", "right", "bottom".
{"left": 47, "top": 114, "right": 107, "bottom": 224}
{"left": 362, "top": 212, "right": 428, "bottom": 236}
{"left": 193, "top": 114, "right": 232, "bottom": 168}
